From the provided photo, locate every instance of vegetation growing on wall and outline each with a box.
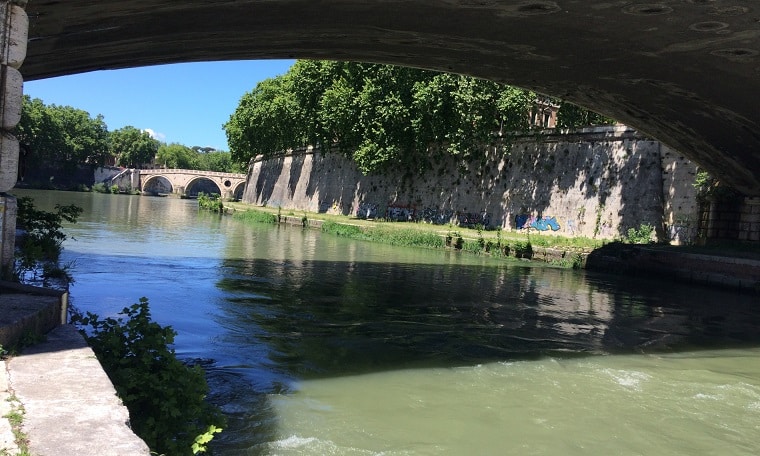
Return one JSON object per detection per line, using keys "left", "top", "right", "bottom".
{"left": 693, "top": 169, "right": 741, "bottom": 202}
{"left": 224, "top": 60, "right": 614, "bottom": 174}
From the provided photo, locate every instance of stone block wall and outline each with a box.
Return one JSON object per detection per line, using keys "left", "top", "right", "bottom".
{"left": 701, "top": 197, "right": 760, "bottom": 242}
{"left": 660, "top": 147, "right": 700, "bottom": 244}
{"left": 243, "top": 126, "right": 696, "bottom": 241}
{"left": 0, "top": 194, "right": 15, "bottom": 278}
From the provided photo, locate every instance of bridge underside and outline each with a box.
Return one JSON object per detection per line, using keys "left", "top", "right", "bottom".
{"left": 21, "top": 0, "right": 760, "bottom": 195}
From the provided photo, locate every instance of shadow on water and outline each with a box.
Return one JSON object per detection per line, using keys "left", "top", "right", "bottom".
{"left": 209, "top": 257, "right": 760, "bottom": 454}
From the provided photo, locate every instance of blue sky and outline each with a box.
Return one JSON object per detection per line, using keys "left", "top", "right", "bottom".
{"left": 22, "top": 59, "right": 296, "bottom": 151}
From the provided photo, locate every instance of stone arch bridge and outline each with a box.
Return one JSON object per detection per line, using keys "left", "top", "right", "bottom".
{"left": 138, "top": 169, "right": 247, "bottom": 200}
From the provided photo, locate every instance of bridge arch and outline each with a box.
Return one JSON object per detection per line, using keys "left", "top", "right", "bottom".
{"left": 232, "top": 182, "right": 246, "bottom": 201}
{"left": 185, "top": 177, "right": 222, "bottom": 198}
{"left": 142, "top": 175, "right": 173, "bottom": 196}
{"left": 17, "top": 1, "right": 760, "bottom": 195}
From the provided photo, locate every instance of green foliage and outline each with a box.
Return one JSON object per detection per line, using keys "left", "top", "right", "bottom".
{"left": 13, "top": 196, "right": 82, "bottom": 283}
{"left": 17, "top": 95, "right": 111, "bottom": 170}
{"left": 321, "top": 221, "right": 446, "bottom": 249}
{"left": 625, "top": 223, "right": 655, "bottom": 244}
{"left": 555, "top": 101, "right": 616, "bottom": 129}
{"left": 192, "top": 425, "right": 223, "bottom": 454}
{"left": 693, "top": 169, "right": 740, "bottom": 202}
{"left": 2, "top": 392, "right": 31, "bottom": 456}
{"left": 321, "top": 220, "right": 366, "bottom": 238}
{"left": 225, "top": 76, "right": 302, "bottom": 166}
{"left": 92, "top": 182, "right": 108, "bottom": 193}
{"left": 75, "top": 298, "right": 225, "bottom": 455}
{"left": 197, "top": 192, "right": 224, "bottom": 213}
{"left": 224, "top": 60, "right": 616, "bottom": 174}
{"left": 232, "top": 208, "right": 279, "bottom": 225}
{"left": 110, "top": 126, "right": 161, "bottom": 168}
{"left": 156, "top": 143, "right": 198, "bottom": 169}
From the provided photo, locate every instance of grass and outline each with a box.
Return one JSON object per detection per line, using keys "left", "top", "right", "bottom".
{"left": 225, "top": 202, "right": 609, "bottom": 267}
{"left": 2, "top": 393, "right": 31, "bottom": 456}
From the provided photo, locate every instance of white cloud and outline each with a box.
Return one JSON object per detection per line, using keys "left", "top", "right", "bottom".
{"left": 142, "top": 128, "right": 166, "bottom": 141}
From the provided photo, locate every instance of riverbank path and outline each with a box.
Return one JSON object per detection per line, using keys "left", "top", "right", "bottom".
{"left": 1, "top": 325, "right": 149, "bottom": 455}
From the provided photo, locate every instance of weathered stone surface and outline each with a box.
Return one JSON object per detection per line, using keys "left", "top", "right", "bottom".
{"left": 0, "top": 66, "right": 22, "bottom": 129}
{"left": 244, "top": 126, "right": 692, "bottom": 240}
{"left": 0, "top": 4, "right": 28, "bottom": 68}
{"left": 15, "top": 0, "right": 760, "bottom": 195}
{"left": 0, "top": 132, "right": 18, "bottom": 192}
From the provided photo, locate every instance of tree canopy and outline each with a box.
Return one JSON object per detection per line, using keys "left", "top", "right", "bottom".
{"left": 225, "top": 60, "right": 615, "bottom": 174}
{"left": 110, "top": 126, "right": 161, "bottom": 168}
{"left": 17, "top": 95, "right": 110, "bottom": 171}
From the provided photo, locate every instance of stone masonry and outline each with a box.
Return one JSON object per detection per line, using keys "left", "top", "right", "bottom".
{"left": 243, "top": 126, "right": 700, "bottom": 242}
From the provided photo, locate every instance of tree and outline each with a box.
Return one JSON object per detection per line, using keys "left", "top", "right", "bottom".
{"left": 555, "top": 102, "right": 616, "bottom": 129}
{"left": 156, "top": 143, "right": 197, "bottom": 169}
{"left": 110, "top": 126, "right": 161, "bottom": 168}
{"left": 224, "top": 60, "right": 615, "bottom": 174}
{"left": 196, "top": 151, "right": 243, "bottom": 173}
{"left": 225, "top": 76, "right": 301, "bottom": 166}
{"left": 16, "top": 96, "right": 111, "bottom": 172}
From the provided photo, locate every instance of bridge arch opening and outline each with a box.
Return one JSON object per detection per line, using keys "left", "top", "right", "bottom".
{"left": 232, "top": 182, "right": 245, "bottom": 201}
{"left": 185, "top": 177, "right": 222, "bottom": 198}
{"left": 142, "top": 175, "right": 173, "bottom": 196}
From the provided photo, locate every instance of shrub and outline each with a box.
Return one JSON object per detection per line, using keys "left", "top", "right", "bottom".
{"left": 233, "top": 208, "right": 279, "bottom": 224}
{"left": 321, "top": 220, "right": 366, "bottom": 238}
{"left": 92, "top": 182, "right": 108, "bottom": 193}
{"left": 13, "top": 197, "right": 82, "bottom": 283}
{"left": 197, "top": 192, "right": 224, "bottom": 213}
{"left": 625, "top": 223, "right": 655, "bottom": 244}
{"left": 75, "top": 298, "right": 225, "bottom": 455}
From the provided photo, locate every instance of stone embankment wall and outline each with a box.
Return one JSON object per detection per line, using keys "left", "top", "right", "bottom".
{"left": 243, "top": 126, "right": 699, "bottom": 241}
{"left": 700, "top": 197, "right": 760, "bottom": 242}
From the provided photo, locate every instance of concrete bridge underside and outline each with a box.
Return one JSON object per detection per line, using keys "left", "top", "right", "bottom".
{"left": 15, "top": 0, "right": 760, "bottom": 195}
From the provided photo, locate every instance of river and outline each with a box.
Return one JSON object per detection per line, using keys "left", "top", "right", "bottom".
{"left": 13, "top": 189, "right": 760, "bottom": 455}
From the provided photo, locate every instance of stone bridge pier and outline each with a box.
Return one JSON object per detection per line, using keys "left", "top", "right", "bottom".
{"left": 0, "top": 0, "right": 26, "bottom": 277}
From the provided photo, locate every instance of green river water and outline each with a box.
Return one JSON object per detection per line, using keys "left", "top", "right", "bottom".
{"left": 13, "top": 189, "right": 760, "bottom": 455}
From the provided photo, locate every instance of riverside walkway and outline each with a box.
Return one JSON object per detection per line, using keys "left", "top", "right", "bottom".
{"left": 0, "top": 286, "right": 148, "bottom": 455}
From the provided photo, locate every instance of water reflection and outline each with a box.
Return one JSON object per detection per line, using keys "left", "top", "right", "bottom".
{"left": 15, "top": 189, "right": 760, "bottom": 455}
{"left": 215, "top": 258, "right": 760, "bottom": 381}
{"left": 212, "top": 256, "right": 760, "bottom": 454}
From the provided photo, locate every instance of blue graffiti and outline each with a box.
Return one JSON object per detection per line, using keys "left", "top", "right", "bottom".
{"left": 531, "top": 216, "right": 561, "bottom": 231}
{"left": 516, "top": 215, "right": 561, "bottom": 231}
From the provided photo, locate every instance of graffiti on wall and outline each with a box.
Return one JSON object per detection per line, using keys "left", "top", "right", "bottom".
{"left": 419, "top": 207, "right": 455, "bottom": 225}
{"left": 386, "top": 204, "right": 415, "bottom": 222}
{"left": 457, "top": 212, "right": 492, "bottom": 228}
{"left": 356, "top": 202, "right": 379, "bottom": 219}
{"left": 515, "top": 214, "right": 561, "bottom": 231}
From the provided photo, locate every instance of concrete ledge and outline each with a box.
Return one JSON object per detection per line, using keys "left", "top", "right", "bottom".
{"left": 586, "top": 244, "right": 760, "bottom": 292}
{"left": 0, "top": 281, "right": 66, "bottom": 348}
{"left": 7, "top": 325, "right": 150, "bottom": 456}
